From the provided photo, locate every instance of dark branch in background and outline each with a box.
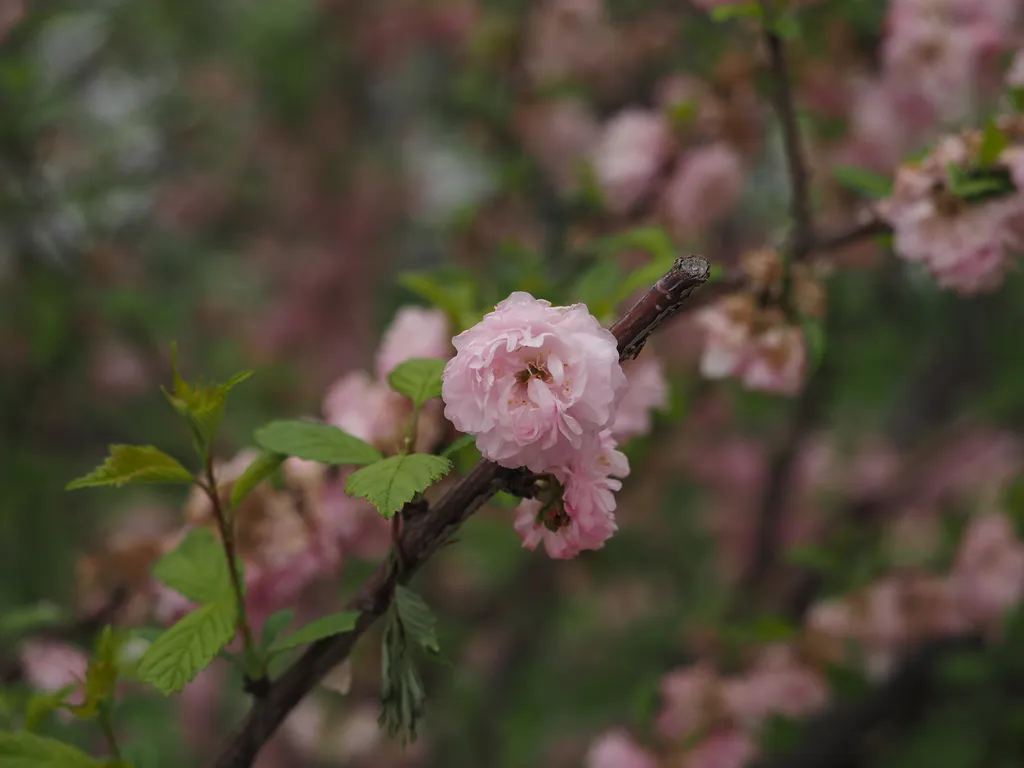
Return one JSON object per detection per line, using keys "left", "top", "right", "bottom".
{"left": 211, "top": 257, "right": 712, "bottom": 768}
{"left": 758, "top": 0, "right": 815, "bottom": 260}
{"left": 750, "top": 636, "right": 985, "bottom": 768}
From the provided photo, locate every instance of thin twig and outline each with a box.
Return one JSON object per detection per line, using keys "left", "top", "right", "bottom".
{"left": 758, "top": 0, "right": 815, "bottom": 260}
{"left": 202, "top": 457, "right": 259, "bottom": 685}
{"left": 210, "top": 257, "right": 711, "bottom": 768}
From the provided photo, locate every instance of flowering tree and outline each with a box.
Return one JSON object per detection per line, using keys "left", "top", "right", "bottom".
{"left": 3, "top": 0, "right": 1024, "bottom": 767}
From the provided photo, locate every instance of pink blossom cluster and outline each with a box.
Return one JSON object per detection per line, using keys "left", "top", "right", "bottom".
{"left": 879, "top": 117, "right": 1024, "bottom": 294}
{"left": 443, "top": 292, "right": 641, "bottom": 558}
{"left": 694, "top": 250, "right": 825, "bottom": 395}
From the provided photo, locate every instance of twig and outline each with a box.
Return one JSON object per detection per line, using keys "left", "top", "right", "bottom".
{"left": 813, "top": 214, "right": 891, "bottom": 255}
{"left": 201, "top": 456, "right": 259, "bottom": 686}
{"left": 210, "top": 257, "right": 712, "bottom": 768}
{"left": 758, "top": 0, "right": 815, "bottom": 260}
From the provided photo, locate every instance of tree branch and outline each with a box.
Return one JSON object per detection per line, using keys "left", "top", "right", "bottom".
{"left": 211, "top": 256, "right": 712, "bottom": 768}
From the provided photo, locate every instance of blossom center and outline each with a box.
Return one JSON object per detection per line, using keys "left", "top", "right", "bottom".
{"left": 515, "top": 358, "right": 553, "bottom": 385}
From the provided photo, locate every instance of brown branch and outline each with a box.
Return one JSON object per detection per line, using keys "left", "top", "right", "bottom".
{"left": 210, "top": 256, "right": 712, "bottom": 768}
{"left": 758, "top": 1, "right": 815, "bottom": 260}
{"left": 813, "top": 213, "right": 891, "bottom": 255}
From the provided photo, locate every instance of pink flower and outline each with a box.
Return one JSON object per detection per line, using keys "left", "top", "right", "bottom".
{"left": 18, "top": 641, "right": 88, "bottom": 704}
{"left": 587, "top": 730, "right": 658, "bottom": 768}
{"left": 952, "top": 513, "right": 1024, "bottom": 632}
{"left": 662, "top": 143, "right": 744, "bottom": 238}
{"left": 741, "top": 325, "right": 807, "bottom": 396}
{"left": 375, "top": 306, "right": 451, "bottom": 380}
{"left": 720, "top": 646, "right": 828, "bottom": 729}
{"left": 879, "top": 137, "right": 1024, "bottom": 294}
{"left": 592, "top": 109, "right": 672, "bottom": 215}
{"left": 442, "top": 292, "right": 625, "bottom": 471}
{"left": 656, "top": 663, "right": 719, "bottom": 740}
{"left": 685, "top": 729, "right": 757, "bottom": 768}
{"left": 611, "top": 356, "right": 669, "bottom": 441}
{"left": 322, "top": 370, "right": 407, "bottom": 447}
{"left": 1008, "top": 49, "right": 1024, "bottom": 88}
{"left": 694, "top": 295, "right": 756, "bottom": 381}
{"left": 319, "top": 481, "right": 392, "bottom": 560}
{"left": 514, "top": 430, "right": 629, "bottom": 558}
{"left": 518, "top": 99, "right": 601, "bottom": 194}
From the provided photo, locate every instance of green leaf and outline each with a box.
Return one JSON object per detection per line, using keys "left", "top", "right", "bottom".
{"left": 345, "top": 455, "right": 452, "bottom": 519}
{"left": 378, "top": 607, "right": 427, "bottom": 744}
{"left": 163, "top": 345, "right": 252, "bottom": 452}
{"left": 230, "top": 450, "right": 286, "bottom": 507}
{"left": 750, "top": 614, "right": 797, "bottom": 643}
{"left": 0, "top": 602, "right": 67, "bottom": 639}
{"left": 393, "top": 585, "right": 439, "bottom": 654}
{"left": 833, "top": 165, "right": 894, "bottom": 198}
{"left": 570, "top": 259, "right": 623, "bottom": 319}
{"left": 979, "top": 118, "right": 1009, "bottom": 167}
{"left": 0, "top": 731, "right": 103, "bottom": 767}
{"left": 801, "top": 317, "right": 827, "bottom": 373}
{"left": 68, "top": 627, "right": 124, "bottom": 719}
{"left": 398, "top": 270, "right": 478, "bottom": 332}
{"left": 135, "top": 601, "right": 236, "bottom": 695}
{"left": 66, "top": 446, "right": 193, "bottom": 490}
{"left": 946, "top": 164, "right": 1015, "bottom": 200}
{"left": 937, "top": 650, "right": 993, "bottom": 689}
{"left": 709, "top": 2, "right": 761, "bottom": 22}
{"left": 254, "top": 421, "right": 382, "bottom": 466}
{"left": 439, "top": 434, "right": 476, "bottom": 458}
{"left": 1010, "top": 87, "right": 1024, "bottom": 113}
{"left": 259, "top": 609, "right": 295, "bottom": 651}
{"left": 24, "top": 687, "right": 77, "bottom": 732}
{"left": 786, "top": 544, "right": 835, "bottom": 572}
{"left": 387, "top": 358, "right": 446, "bottom": 408}
{"left": 268, "top": 611, "right": 359, "bottom": 655}
{"left": 151, "top": 528, "right": 235, "bottom": 605}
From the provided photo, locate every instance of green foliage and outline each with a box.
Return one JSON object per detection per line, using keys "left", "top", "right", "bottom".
{"left": 439, "top": 434, "right": 476, "bottom": 459}
{"left": 1010, "top": 87, "right": 1024, "bottom": 113}
{"left": 979, "top": 119, "right": 1010, "bottom": 167}
{"left": 387, "top": 358, "right": 446, "bottom": 408}
{"left": 151, "top": 528, "right": 237, "bottom": 605}
{"left": 254, "top": 420, "right": 382, "bottom": 466}
{"left": 65, "top": 446, "right": 193, "bottom": 490}
{"left": 0, "top": 603, "right": 67, "bottom": 640}
{"left": 0, "top": 731, "right": 103, "bottom": 767}
{"left": 378, "top": 586, "right": 441, "bottom": 743}
{"left": 832, "top": 165, "right": 894, "bottom": 198}
{"left": 709, "top": 2, "right": 761, "bottom": 22}
{"left": 946, "top": 164, "right": 1015, "bottom": 201}
{"left": 937, "top": 649, "right": 995, "bottom": 690}
{"left": 801, "top": 317, "right": 827, "bottom": 374}
{"left": 398, "top": 270, "right": 479, "bottom": 332}
{"left": 229, "top": 450, "right": 286, "bottom": 507}
{"left": 345, "top": 454, "right": 453, "bottom": 519}
{"left": 267, "top": 610, "right": 359, "bottom": 655}
{"left": 134, "top": 601, "right": 237, "bottom": 695}
{"left": 68, "top": 626, "right": 125, "bottom": 719}
{"left": 163, "top": 345, "right": 252, "bottom": 455}
{"left": 259, "top": 609, "right": 296, "bottom": 651}
{"left": 23, "top": 687, "right": 77, "bottom": 732}
{"left": 393, "top": 585, "right": 440, "bottom": 654}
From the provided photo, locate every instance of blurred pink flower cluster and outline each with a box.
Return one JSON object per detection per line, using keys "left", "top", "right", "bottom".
{"left": 694, "top": 250, "right": 826, "bottom": 395}
{"left": 880, "top": 116, "right": 1024, "bottom": 294}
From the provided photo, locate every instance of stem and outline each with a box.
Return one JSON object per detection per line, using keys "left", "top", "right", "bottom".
{"left": 98, "top": 704, "right": 122, "bottom": 761}
{"left": 759, "top": 0, "right": 814, "bottom": 261}
{"left": 203, "top": 455, "right": 260, "bottom": 680}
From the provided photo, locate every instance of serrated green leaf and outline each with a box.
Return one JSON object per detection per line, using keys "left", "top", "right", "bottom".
{"left": 387, "top": 358, "right": 446, "bottom": 408}
{"left": 135, "top": 601, "right": 236, "bottom": 695}
{"left": 254, "top": 421, "right": 382, "bottom": 466}
{"left": 259, "top": 609, "right": 295, "bottom": 651}
{"left": 230, "top": 451, "right": 286, "bottom": 507}
{"left": 345, "top": 455, "right": 452, "bottom": 519}
{"left": 0, "top": 731, "right": 103, "bottom": 767}
{"left": 163, "top": 345, "right": 252, "bottom": 452}
{"left": 268, "top": 611, "right": 359, "bottom": 655}
{"left": 440, "top": 434, "right": 476, "bottom": 458}
{"left": 66, "top": 446, "right": 193, "bottom": 490}
{"left": 833, "top": 165, "right": 894, "bottom": 198}
{"left": 979, "top": 118, "right": 1009, "bottom": 167}
{"left": 393, "top": 585, "right": 439, "bottom": 654}
{"left": 152, "top": 528, "right": 235, "bottom": 605}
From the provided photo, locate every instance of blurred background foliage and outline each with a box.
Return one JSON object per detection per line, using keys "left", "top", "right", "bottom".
{"left": 3, "top": 0, "right": 1024, "bottom": 766}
